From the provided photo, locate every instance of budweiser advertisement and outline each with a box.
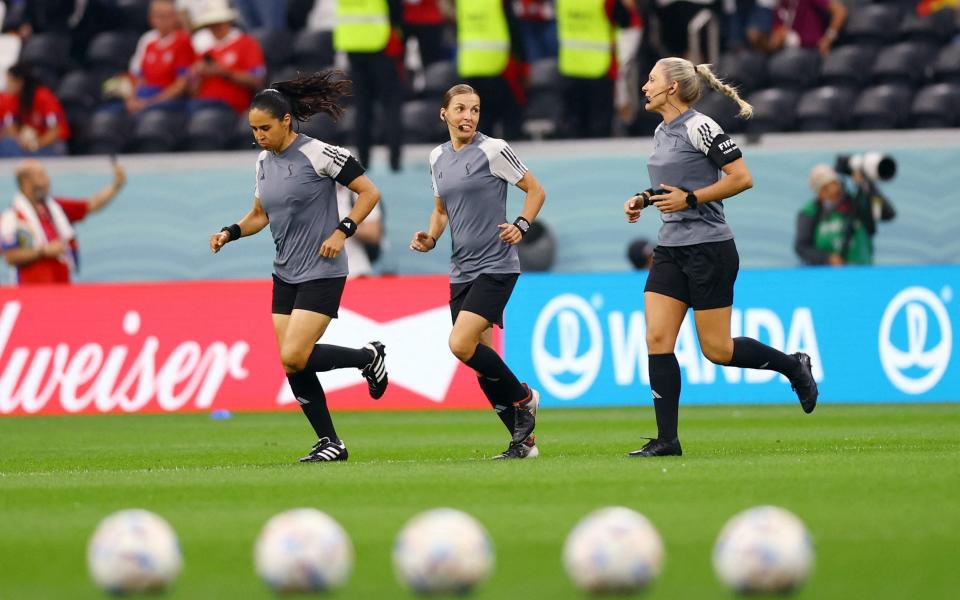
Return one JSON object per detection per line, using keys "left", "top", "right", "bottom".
{"left": 0, "top": 277, "right": 493, "bottom": 416}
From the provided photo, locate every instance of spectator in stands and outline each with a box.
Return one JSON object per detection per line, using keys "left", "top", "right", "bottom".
{"left": 403, "top": 0, "right": 452, "bottom": 67}
{"left": 126, "top": 0, "right": 195, "bottom": 114}
{"left": 234, "top": 0, "right": 287, "bottom": 31}
{"left": 0, "top": 63, "right": 69, "bottom": 157}
{"left": 188, "top": 0, "right": 266, "bottom": 114}
{"left": 0, "top": 2, "right": 23, "bottom": 92}
{"left": 648, "top": 0, "right": 719, "bottom": 58}
{"left": 557, "top": 0, "right": 634, "bottom": 138}
{"left": 456, "top": 0, "right": 527, "bottom": 140}
{"left": 794, "top": 163, "right": 896, "bottom": 266}
{"left": 175, "top": 0, "right": 206, "bottom": 31}
{"left": 0, "top": 158, "right": 126, "bottom": 285}
{"left": 768, "top": 0, "right": 846, "bottom": 56}
{"left": 514, "top": 0, "right": 558, "bottom": 62}
{"left": 334, "top": 0, "right": 405, "bottom": 171}
{"left": 725, "top": 0, "right": 776, "bottom": 53}
{"left": 337, "top": 184, "right": 384, "bottom": 277}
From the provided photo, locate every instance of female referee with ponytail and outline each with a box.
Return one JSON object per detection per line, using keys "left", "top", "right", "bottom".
{"left": 209, "top": 72, "right": 389, "bottom": 463}
{"left": 624, "top": 58, "right": 819, "bottom": 457}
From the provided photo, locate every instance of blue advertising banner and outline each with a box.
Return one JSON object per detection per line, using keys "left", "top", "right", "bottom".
{"left": 504, "top": 266, "right": 958, "bottom": 406}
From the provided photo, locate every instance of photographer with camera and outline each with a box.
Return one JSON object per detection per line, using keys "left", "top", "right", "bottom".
{"left": 794, "top": 154, "right": 896, "bottom": 267}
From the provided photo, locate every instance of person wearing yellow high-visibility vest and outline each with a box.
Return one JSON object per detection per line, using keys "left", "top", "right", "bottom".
{"left": 334, "top": 0, "right": 406, "bottom": 172}
{"left": 556, "top": 0, "right": 633, "bottom": 138}
{"left": 456, "top": 0, "right": 527, "bottom": 140}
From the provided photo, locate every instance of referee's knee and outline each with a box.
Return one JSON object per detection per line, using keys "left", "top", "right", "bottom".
{"left": 280, "top": 347, "right": 309, "bottom": 373}
{"left": 701, "top": 340, "right": 733, "bottom": 365}
{"left": 448, "top": 336, "right": 475, "bottom": 363}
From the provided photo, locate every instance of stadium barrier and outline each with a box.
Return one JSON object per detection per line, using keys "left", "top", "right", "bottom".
{"left": 0, "top": 276, "right": 492, "bottom": 416}
{"left": 2, "top": 265, "right": 956, "bottom": 416}
{"left": 505, "top": 265, "right": 958, "bottom": 406}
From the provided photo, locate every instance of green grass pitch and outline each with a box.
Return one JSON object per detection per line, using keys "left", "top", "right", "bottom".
{"left": 1, "top": 404, "right": 958, "bottom": 599}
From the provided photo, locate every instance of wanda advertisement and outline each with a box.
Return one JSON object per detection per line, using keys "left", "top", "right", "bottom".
{"left": 0, "top": 277, "right": 492, "bottom": 416}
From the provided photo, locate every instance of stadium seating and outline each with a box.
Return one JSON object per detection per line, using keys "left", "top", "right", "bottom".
{"left": 421, "top": 61, "right": 458, "bottom": 98}
{"left": 185, "top": 106, "right": 239, "bottom": 152}
{"left": 116, "top": 0, "right": 151, "bottom": 31}
{"left": 745, "top": 88, "right": 799, "bottom": 134}
{"left": 290, "top": 30, "right": 334, "bottom": 72}
{"left": 130, "top": 109, "right": 185, "bottom": 153}
{"left": 56, "top": 70, "right": 103, "bottom": 112}
{"left": 19, "top": 33, "right": 72, "bottom": 74}
{"left": 851, "top": 84, "right": 914, "bottom": 130}
{"left": 796, "top": 85, "right": 857, "bottom": 131}
{"left": 86, "top": 30, "right": 140, "bottom": 76}
{"left": 910, "top": 83, "right": 960, "bottom": 128}
{"left": 897, "top": 8, "right": 956, "bottom": 44}
{"left": 716, "top": 51, "right": 768, "bottom": 96}
{"left": 871, "top": 41, "right": 939, "bottom": 86}
{"left": 403, "top": 99, "right": 447, "bottom": 144}
{"left": 932, "top": 44, "right": 960, "bottom": 84}
{"left": 842, "top": 4, "right": 901, "bottom": 46}
{"left": 522, "top": 90, "right": 565, "bottom": 140}
{"left": 252, "top": 28, "right": 293, "bottom": 71}
{"left": 695, "top": 90, "right": 746, "bottom": 134}
{"left": 528, "top": 58, "right": 562, "bottom": 94}
{"left": 767, "top": 47, "right": 821, "bottom": 90}
{"left": 82, "top": 111, "right": 132, "bottom": 155}
{"left": 296, "top": 113, "right": 343, "bottom": 146}
{"left": 820, "top": 44, "right": 877, "bottom": 89}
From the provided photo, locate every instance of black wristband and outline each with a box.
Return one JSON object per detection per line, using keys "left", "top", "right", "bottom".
{"left": 221, "top": 224, "right": 241, "bottom": 242}
{"left": 513, "top": 216, "right": 530, "bottom": 237}
{"left": 430, "top": 235, "right": 437, "bottom": 247}
{"left": 337, "top": 217, "right": 357, "bottom": 238}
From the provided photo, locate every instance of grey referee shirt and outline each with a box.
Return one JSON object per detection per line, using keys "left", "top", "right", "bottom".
{"left": 647, "top": 109, "right": 743, "bottom": 246}
{"left": 430, "top": 132, "right": 528, "bottom": 284}
{"left": 255, "top": 134, "right": 363, "bottom": 283}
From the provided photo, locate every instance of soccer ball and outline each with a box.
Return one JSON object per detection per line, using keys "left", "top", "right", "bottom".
{"left": 713, "top": 505, "right": 814, "bottom": 595}
{"left": 393, "top": 508, "right": 494, "bottom": 595}
{"left": 254, "top": 508, "right": 353, "bottom": 593}
{"left": 86, "top": 509, "right": 182, "bottom": 594}
{"left": 562, "top": 506, "right": 665, "bottom": 594}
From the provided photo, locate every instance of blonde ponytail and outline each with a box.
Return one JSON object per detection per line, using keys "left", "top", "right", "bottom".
{"left": 695, "top": 63, "right": 754, "bottom": 119}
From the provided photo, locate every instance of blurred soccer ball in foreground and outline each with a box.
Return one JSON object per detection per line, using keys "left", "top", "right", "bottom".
{"left": 713, "top": 505, "right": 814, "bottom": 595}
{"left": 562, "top": 506, "right": 665, "bottom": 594}
{"left": 87, "top": 508, "right": 182, "bottom": 594}
{"left": 393, "top": 507, "right": 494, "bottom": 595}
{"left": 254, "top": 508, "right": 353, "bottom": 593}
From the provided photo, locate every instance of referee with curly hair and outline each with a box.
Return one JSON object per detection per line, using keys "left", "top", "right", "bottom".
{"left": 624, "top": 57, "right": 819, "bottom": 457}
{"left": 410, "top": 83, "right": 546, "bottom": 460}
{"left": 210, "top": 72, "right": 388, "bottom": 463}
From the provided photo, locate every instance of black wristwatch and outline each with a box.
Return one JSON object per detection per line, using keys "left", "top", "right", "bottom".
{"left": 685, "top": 190, "right": 699, "bottom": 210}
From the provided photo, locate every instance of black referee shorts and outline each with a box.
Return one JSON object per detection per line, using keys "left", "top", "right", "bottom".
{"left": 644, "top": 239, "right": 739, "bottom": 310}
{"left": 272, "top": 275, "right": 346, "bottom": 318}
{"left": 450, "top": 273, "right": 520, "bottom": 328}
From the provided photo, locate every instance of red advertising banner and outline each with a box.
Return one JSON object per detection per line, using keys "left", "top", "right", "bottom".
{"left": 0, "top": 277, "right": 493, "bottom": 416}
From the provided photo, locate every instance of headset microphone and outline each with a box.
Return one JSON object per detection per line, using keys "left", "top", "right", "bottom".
{"left": 644, "top": 89, "right": 668, "bottom": 103}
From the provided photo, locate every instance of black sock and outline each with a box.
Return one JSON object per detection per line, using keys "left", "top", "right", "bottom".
{"left": 649, "top": 353, "right": 681, "bottom": 441}
{"left": 477, "top": 374, "right": 516, "bottom": 433}
{"left": 464, "top": 344, "right": 527, "bottom": 405}
{"left": 286, "top": 371, "right": 338, "bottom": 441}
{"left": 728, "top": 337, "right": 800, "bottom": 375}
{"left": 305, "top": 344, "right": 371, "bottom": 372}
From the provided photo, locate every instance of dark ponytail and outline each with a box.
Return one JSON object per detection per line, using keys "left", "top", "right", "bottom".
{"left": 250, "top": 70, "right": 353, "bottom": 122}
{"left": 8, "top": 63, "right": 39, "bottom": 126}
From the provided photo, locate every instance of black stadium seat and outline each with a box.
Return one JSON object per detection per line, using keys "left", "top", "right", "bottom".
{"left": 129, "top": 109, "right": 185, "bottom": 153}
{"left": 695, "top": 90, "right": 745, "bottom": 134}
{"left": 422, "top": 61, "right": 459, "bottom": 98}
{"left": 716, "top": 51, "right": 768, "bottom": 95}
{"left": 932, "top": 44, "right": 960, "bottom": 84}
{"left": 528, "top": 58, "right": 562, "bottom": 94}
{"left": 767, "top": 47, "right": 820, "bottom": 90}
{"left": 522, "top": 90, "right": 565, "bottom": 140}
{"left": 897, "top": 8, "right": 956, "bottom": 44}
{"left": 403, "top": 99, "right": 447, "bottom": 144}
{"left": 290, "top": 30, "right": 334, "bottom": 71}
{"left": 56, "top": 70, "right": 102, "bottom": 111}
{"left": 184, "top": 106, "right": 238, "bottom": 151}
{"left": 19, "top": 33, "right": 72, "bottom": 72}
{"left": 252, "top": 28, "right": 293, "bottom": 70}
{"left": 820, "top": 44, "right": 876, "bottom": 89}
{"left": 86, "top": 30, "right": 141, "bottom": 74}
{"left": 295, "top": 113, "right": 341, "bottom": 145}
{"left": 116, "top": 0, "right": 150, "bottom": 30}
{"left": 910, "top": 83, "right": 960, "bottom": 128}
{"left": 871, "top": 41, "right": 938, "bottom": 86}
{"left": 842, "top": 4, "right": 901, "bottom": 46}
{"left": 851, "top": 84, "right": 913, "bottom": 130}
{"left": 745, "top": 88, "right": 799, "bottom": 134}
{"left": 83, "top": 111, "right": 132, "bottom": 155}
{"left": 796, "top": 85, "right": 857, "bottom": 131}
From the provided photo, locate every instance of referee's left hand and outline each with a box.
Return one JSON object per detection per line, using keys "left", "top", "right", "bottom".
{"left": 498, "top": 223, "right": 523, "bottom": 245}
{"left": 650, "top": 184, "right": 687, "bottom": 214}
{"left": 319, "top": 232, "right": 346, "bottom": 258}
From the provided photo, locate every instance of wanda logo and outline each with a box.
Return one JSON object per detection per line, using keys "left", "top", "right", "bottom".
{"left": 0, "top": 301, "right": 250, "bottom": 414}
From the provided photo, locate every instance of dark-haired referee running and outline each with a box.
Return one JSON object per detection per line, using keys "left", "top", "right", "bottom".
{"left": 410, "top": 83, "right": 546, "bottom": 460}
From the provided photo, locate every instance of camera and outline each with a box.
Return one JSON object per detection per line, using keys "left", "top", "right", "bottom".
{"left": 835, "top": 152, "right": 896, "bottom": 181}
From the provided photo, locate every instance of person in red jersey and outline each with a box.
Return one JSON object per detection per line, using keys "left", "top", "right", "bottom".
{"left": 126, "top": 0, "right": 195, "bottom": 113}
{"left": 0, "top": 63, "right": 69, "bottom": 157}
{"left": 188, "top": 0, "right": 266, "bottom": 114}
{"left": 0, "top": 159, "right": 126, "bottom": 285}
